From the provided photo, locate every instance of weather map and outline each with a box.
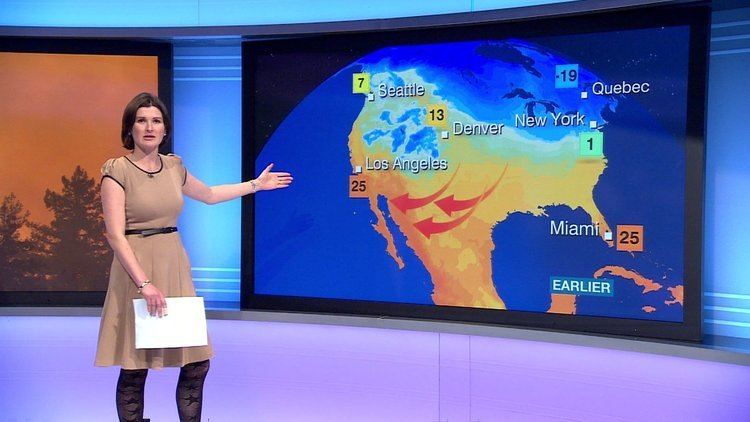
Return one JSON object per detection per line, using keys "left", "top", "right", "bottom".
{"left": 254, "top": 26, "right": 690, "bottom": 322}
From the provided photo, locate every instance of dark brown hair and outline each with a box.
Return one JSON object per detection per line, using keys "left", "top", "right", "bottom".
{"left": 120, "top": 92, "right": 172, "bottom": 150}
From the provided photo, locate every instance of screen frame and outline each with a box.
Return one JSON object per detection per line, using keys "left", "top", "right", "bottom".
{"left": 0, "top": 37, "right": 173, "bottom": 307}
{"left": 242, "top": 3, "right": 709, "bottom": 341}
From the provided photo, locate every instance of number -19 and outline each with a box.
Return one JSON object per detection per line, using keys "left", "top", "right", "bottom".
{"left": 560, "top": 69, "right": 577, "bottom": 82}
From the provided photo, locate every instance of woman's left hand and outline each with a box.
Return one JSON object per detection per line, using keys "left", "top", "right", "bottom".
{"left": 254, "top": 163, "right": 293, "bottom": 191}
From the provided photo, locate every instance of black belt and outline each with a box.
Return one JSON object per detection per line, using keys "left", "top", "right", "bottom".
{"left": 125, "top": 227, "right": 178, "bottom": 237}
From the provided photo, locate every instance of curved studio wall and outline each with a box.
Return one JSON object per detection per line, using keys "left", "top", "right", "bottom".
{"left": 2, "top": 0, "right": 749, "bottom": 341}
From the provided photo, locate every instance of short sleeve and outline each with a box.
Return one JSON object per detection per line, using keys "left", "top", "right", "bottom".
{"left": 101, "top": 158, "right": 125, "bottom": 190}
{"left": 167, "top": 153, "right": 188, "bottom": 186}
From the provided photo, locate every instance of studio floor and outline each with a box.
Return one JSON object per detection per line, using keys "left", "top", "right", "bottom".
{"left": 2, "top": 313, "right": 749, "bottom": 422}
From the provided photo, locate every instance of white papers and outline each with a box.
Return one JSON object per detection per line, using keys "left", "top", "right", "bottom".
{"left": 133, "top": 297, "right": 208, "bottom": 349}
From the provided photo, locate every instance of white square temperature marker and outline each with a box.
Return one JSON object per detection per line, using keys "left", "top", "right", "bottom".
{"left": 604, "top": 231, "right": 613, "bottom": 241}
{"left": 354, "top": 165, "right": 362, "bottom": 174}
{"left": 581, "top": 91, "right": 588, "bottom": 99}
{"left": 367, "top": 93, "right": 375, "bottom": 101}
{"left": 589, "top": 120, "right": 598, "bottom": 129}
{"left": 441, "top": 131, "right": 449, "bottom": 140}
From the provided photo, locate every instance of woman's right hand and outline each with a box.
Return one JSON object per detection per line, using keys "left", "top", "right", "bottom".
{"left": 140, "top": 283, "right": 167, "bottom": 317}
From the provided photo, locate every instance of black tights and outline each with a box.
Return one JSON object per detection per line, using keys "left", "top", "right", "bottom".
{"left": 175, "top": 359, "right": 210, "bottom": 421}
{"left": 115, "top": 367, "right": 147, "bottom": 421}
{"left": 115, "top": 359, "right": 210, "bottom": 422}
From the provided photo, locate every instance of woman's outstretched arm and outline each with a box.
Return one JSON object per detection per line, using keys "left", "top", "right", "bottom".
{"left": 182, "top": 163, "right": 292, "bottom": 205}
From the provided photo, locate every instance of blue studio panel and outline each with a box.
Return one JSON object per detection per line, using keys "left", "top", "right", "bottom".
{"left": 174, "top": 44, "right": 242, "bottom": 309}
{"left": 703, "top": 7, "right": 750, "bottom": 339}
{"left": 0, "top": 0, "right": 571, "bottom": 27}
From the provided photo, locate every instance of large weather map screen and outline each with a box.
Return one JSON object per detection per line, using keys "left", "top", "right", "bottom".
{"left": 247, "top": 11, "right": 705, "bottom": 337}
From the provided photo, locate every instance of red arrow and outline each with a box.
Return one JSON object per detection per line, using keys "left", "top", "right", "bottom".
{"left": 414, "top": 202, "right": 479, "bottom": 239}
{"left": 390, "top": 165, "right": 460, "bottom": 214}
{"left": 434, "top": 194, "right": 481, "bottom": 216}
{"left": 434, "top": 163, "right": 509, "bottom": 216}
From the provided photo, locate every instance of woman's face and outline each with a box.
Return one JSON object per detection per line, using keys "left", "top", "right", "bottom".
{"left": 131, "top": 106, "right": 165, "bottom": 152}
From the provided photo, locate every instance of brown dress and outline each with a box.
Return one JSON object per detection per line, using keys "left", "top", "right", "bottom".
{"left": 94, "top": 153, "right": 213, "bottom": 369}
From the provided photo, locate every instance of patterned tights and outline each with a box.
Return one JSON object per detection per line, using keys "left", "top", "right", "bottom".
{"left": 175, "top": 359, "right": 210, "bottom": 421}
{"left": 115, "top": 359, "right": 210, "bottom": 422}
